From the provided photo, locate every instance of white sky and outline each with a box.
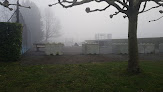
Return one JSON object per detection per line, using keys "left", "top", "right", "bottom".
{"left": 23, "top": 0, "right": 163, "bottom": 42}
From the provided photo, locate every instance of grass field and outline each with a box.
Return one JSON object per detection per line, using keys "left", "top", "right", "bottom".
{"left": 0, "top": 61, "right": 163, "bottom": 92}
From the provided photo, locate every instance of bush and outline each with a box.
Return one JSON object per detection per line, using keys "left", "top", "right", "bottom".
{"left": 0, "top": 22, "right": 22, "bottom": 62}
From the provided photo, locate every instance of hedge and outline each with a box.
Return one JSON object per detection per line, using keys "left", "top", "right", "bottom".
{"left": 0, "top": 22, "right": 22, "bottom": 62}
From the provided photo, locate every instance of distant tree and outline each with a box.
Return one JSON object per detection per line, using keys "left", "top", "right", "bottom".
{"left": 20, "top": 0, "right": 44, "bottom": 43}
{"left": 43, "top": 8, "right": 61, "bottom": 42}
{"left": 49, "top": 0, "right": 163, "bottom": 74}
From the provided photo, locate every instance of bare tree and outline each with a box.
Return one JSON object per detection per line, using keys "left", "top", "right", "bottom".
{"left": 49, "top": 0, "right": 163, "bottom": 74}
{"left": 43, "top": 8, "right": 61, "bottom": 42}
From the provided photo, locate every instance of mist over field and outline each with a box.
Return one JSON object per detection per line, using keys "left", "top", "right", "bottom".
{"left": 32, "top": 0, "right": 163, "bottom": 42}
{"left": 0, "top": 0, "right": 163, "bottom": 43}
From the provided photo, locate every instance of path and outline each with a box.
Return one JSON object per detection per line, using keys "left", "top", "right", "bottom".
{"left": 21, "top": 46, "right": 163, "bottom": 65}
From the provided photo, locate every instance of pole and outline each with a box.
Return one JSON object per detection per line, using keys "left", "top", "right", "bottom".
{"left": 16, "top": 0, "right": 19, "bottom": 23}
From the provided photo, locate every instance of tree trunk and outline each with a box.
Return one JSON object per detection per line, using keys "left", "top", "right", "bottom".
{"left": 127, "top": 12, "right": 140, "bottom": 73}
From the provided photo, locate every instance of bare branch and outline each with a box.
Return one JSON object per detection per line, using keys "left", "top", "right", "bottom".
{"left": 159, "top": 10, "right": 163, "bottom": 13}
{"left": 8, "top": 3, "right": 31, "bottom": 9}
{"left": 94, "top": 0, "right": 105, "bottom": 3}
{"left": 85, "top": 5, "right": 111, "bottom": 13}
{"left": 49, "top": 2, "right": 59, "bottom": 7}
{"left": 8, "top": 4, "right": 17, "bottom": 6}
{"left": 139, "top": 1, "right": 147, "bottom": 13}
{"left": 110, "top": 5, "right": 127, "bottom": 18}
{"left": 149, "top": 15, "right": 163, "bottom": 22}
{"left": 0, "top": 2, "right": 3, "bottom": 5}
{"left": 105, "top": 0, "right": 128, "bottom": 14}
{"left": 19, "top": 5, "right": 31, "bottom": 9}
{"left": 109, "top": 11, "right": 120, "bottom": 18}
{"left": 49, "top": 0, "right": 128, "bottom": 14}
{"left": 141, "top": 0, "right": 163, "bottom": 2}
{"left": 49, "top": 0, "right": 80, "bottom": 7}
{"left": 139, "top": 0, "right": 163, "bottom": 14}
{"left": 149, "top": 9, "right": 163, "bottom": 22}
{"left": 154, "top": 0, "right": 163, "bottom": 6}
{"left": 123, "top": 15, "right": 127, "bottom": 18}
{"left": 123, "top": 0, "right": 127, "bottom": 3}
{"left": 0, "top": 1, "right": 13, "bottom": 11}
{"left": 49, "top": 0, "right": 163, "bottom": 16}
{"left": 115, "top": 0, "right": 129, "bottom": 9}
{"left": 139, "top": 5, "right": 160, "bottom": 13}
{"left": 1, "top": 1, "right": 31, "bottom": 11}
{"left": 0, "top": 1, "right": 8, "bottom": 7}
{"left": 58, "top": 0, "right": 93, "bottom": 8}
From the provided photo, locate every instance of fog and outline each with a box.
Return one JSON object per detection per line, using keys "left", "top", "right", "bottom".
{"left": 2, "top": 0, "right": 163, "bottom": 43}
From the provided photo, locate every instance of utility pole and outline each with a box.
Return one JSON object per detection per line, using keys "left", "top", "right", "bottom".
{"left": 16, "top": 0, "right": 19, "bottom": 23}
{"left": 15, "top": 0, "right": 30, "bottom": 23}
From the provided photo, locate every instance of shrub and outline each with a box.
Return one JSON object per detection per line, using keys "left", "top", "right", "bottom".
{"left": 0, "top": 22, "right": 22, "bottom": 62}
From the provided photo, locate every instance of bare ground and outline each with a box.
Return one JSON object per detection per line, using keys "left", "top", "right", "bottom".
{"left": 21, "top": 47, "right": 163, "bottom": 65}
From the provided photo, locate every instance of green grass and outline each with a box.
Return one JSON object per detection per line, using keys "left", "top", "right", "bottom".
{"left": 0, "top": 61, "right": 163, "bottom": 92}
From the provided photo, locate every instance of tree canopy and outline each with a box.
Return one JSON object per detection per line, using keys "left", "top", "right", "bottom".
{"left": 49, "top": 0, "right": 163, "bottom": 18}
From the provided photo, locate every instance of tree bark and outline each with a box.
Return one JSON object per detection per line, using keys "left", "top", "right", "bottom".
{"left": 127, "top": 11, "right": 140, "bottom": 73}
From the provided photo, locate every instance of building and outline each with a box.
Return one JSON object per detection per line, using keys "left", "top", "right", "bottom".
{"left": 84, "top": 37, "right": 163, "bottom": 54}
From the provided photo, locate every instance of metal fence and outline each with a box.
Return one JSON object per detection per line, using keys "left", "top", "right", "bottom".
{"left": 9, "top": 11, "right": 32, "bottom": 54}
